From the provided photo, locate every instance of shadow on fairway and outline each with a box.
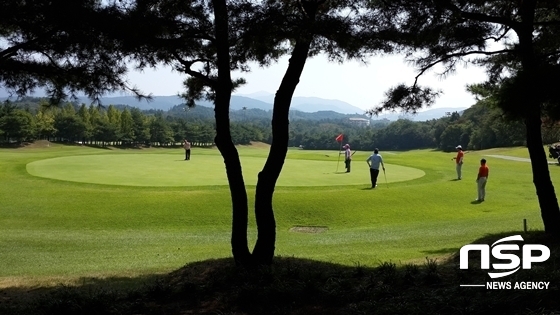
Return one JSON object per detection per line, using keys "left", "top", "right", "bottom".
{"left": 3, "top": 232, "right": 559, "bottom": 315}
{"left": 449, "top": 179, "right": 460, "bottom": 181}
{"left": 360, "top": 187, "right": 374, "bottom": 190}
{"left": 0, "top": 143, "right": 27, "bottom": 148}
{"left": 470, "top": 200, "right": 482, "bottom": 204}
{"left": 421, "top": 247, "right": 459, "bottom": 255}
{"left": 75, "top": 144, "right": 113, "bottom": 150}
{"left": 2, "top": 232, "right": 557, "bottom": 315}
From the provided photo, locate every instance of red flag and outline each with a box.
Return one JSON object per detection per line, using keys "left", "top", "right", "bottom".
{"left": 335, "top": 134, "right": 343, "bottom": 142}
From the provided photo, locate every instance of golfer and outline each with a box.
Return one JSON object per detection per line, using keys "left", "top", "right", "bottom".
{"left": 366, "top": 148, "right": 385, "bottom": 188}
{"left": 183, "top": 139, "right": 191, "bottom": 160}
{"left": 344, "top": 144, "right": 352, "bottom": 173}
{"left": 451, "top": 145, "right": 464, "bottom": 180}
{"left": 476, "top": 159, "right": 489, "bottom": 202}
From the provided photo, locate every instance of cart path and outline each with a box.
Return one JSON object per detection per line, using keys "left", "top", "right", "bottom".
{"left": 486, "top": 154, "right": 558, "bottom": 164}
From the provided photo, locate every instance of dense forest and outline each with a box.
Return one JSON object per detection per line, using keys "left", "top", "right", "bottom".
{"left": 1, "top": 97, "right": 559, "bottom": 151}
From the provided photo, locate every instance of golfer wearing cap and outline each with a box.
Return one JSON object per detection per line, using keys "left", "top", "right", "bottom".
{"left": 366, "top": 148, "right": 385, "bottom": 188}
{"left": 451, "top": 145, "right": 464, "bottom": 180}
{"left": 344, "top": 144, "right": 352, "bottom": 173}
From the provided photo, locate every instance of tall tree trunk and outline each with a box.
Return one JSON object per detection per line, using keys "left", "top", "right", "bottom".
{"left": 525, "top": 109, "right": 560, "bottom": 234}
{"left": 519, "top": 0, "right": 560, "bottom": 234}
{"left": 212, "top": 0, "right": 251, "bottom": 265}
{"left": 252, "top": 33, "right": 314, "bottom": 264}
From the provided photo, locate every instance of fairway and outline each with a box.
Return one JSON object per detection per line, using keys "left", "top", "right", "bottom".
{"left": 1, "top": 143, "right": 558, "bottom": 287}
{"left": 26, "top": 153, "right": 424, "bottom": 186}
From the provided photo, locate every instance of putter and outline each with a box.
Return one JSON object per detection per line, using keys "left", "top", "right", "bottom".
{"left": 383, "top": 168, "right": 388, "bottom": 188}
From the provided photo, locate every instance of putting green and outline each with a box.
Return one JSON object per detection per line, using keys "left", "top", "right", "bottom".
{"left": 26, "top": 154, "right": 425, "bottom": 187}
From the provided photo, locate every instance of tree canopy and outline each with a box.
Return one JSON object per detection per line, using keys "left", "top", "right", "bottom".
{"left": 0, "top": 0, "right": 146, "bottom": 103}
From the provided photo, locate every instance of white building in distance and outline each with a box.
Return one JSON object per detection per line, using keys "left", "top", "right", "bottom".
{"left": 348, "top": 117, "right": 370, "bottom": 127}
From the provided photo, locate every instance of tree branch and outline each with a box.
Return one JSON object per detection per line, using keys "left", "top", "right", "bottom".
{"left": 445, "top": 2, "right": 519, "bottom": 30}
{"left": 0, "top": 38, "right": 42, "bottom": 61}
{"left": 173, "top": 53, "right": 215, "bottom": 86}
{"left": 38, "top": 51, "right": 64, "bottom": 69}
{"left": 539, "top": 50, "right": 560, "bottom": 59}
{"left": 413, "top": 49, "right": 515, "bottom": 87}
{"left": 487, "top": 27, "right": 512, "bottom": 42}
{"left": 533, "top": 20, "right": 560, "bottom": 26}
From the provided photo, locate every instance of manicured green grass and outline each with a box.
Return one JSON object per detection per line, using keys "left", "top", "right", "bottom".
{"left": 1, "top": 142, "right": 558, "bottom": 287}
{"left": 478, "top": 145, "right": 551, "bottom": 158}
{"left": 26, "top": 152, "right": 424, "bottom": 186}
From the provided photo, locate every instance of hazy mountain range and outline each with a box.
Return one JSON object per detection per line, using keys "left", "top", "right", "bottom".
{"left": 1, "top": 89, "right": 466, "bottom": 121}
{"left": 237, "top": 91, "right": 366, "bottom": 114}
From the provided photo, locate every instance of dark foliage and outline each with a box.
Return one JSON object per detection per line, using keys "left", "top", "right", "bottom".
{"left": 0, "top": 0, "right": 144, "bottom": 103}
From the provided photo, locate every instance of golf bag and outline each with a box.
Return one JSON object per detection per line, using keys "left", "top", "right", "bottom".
{"left": 548, "top": 145, "right": 560, "bottom": 163}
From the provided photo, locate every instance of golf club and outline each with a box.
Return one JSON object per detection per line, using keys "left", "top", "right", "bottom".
{"left": 383, "top": 168, "right": 388, "bottom": 188}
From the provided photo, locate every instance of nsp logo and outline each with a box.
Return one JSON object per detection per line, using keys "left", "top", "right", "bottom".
{"left": 460, "top": 235, "right": 550, "bottom": 278}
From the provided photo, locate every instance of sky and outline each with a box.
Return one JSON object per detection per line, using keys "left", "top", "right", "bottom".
{"left": 124, "top": 53, "right": 488, "bottom": 113}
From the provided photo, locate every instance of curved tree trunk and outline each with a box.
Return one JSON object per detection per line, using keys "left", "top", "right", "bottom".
{"left": 212, "top": 0, "right": 251, "bottom": 265}
{"left": 252, "top": 33, "right": 314, "bottom": 264}
{"left": 525, "top": 109, "right": 560, "bottom": 234}
{"left": 518, "top": 0, "right": 560, "bottom": 235}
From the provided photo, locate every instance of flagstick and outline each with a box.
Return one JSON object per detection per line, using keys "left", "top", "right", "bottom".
{"left": 336, "top": 141, "right": 343, "bottom": 172}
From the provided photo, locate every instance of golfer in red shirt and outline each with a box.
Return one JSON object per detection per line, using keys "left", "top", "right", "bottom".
{"left": 476, "top": 159, "right": 489, "bottom": 202}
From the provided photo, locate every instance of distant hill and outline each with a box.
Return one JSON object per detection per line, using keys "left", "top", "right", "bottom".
{"left": 236, "top": 91, "right": 364, "bottom": 114}
{"left": 2, "top": 87, "right": 464, "bottom": 121}
{"left": 74, "top": 95, "right": 274, "bottom": 112}
{"left": 75, "top": 95, "right": 182, "bottom": 110}
{"left": 290, "top": 97, "right": 365, "bottom": 114}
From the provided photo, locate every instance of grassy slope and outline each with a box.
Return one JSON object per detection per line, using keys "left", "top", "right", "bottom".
{"left": 0, "top": 144, "right": 557, "bottom": 287}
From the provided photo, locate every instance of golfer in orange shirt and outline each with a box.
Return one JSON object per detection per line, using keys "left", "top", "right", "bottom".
{"left": 476, "top": 159, "right": 489, "bottom": 202}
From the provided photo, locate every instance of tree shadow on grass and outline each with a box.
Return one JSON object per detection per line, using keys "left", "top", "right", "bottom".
{"left": 421, "top": 247, "right": 459, "bottom": 255}
{"left": 80, "top": 144, "right": 113, "bottom": 150}
{"left": 0, "top": 143, "right": 26, "bottom": 148}
{"left": 2, "top": 231, "right": 558, "bottom": 315}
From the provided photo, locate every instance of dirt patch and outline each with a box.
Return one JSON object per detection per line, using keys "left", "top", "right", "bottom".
{"left": 25, "top": 140, "right": 53, "bottom": 148}
{"left": 289, "top": 226, "right": 329, "bottom": 233}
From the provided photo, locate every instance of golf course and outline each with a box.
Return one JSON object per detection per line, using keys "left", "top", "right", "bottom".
{"left": 0, "top": 142, "right": 556, "bottom": 288}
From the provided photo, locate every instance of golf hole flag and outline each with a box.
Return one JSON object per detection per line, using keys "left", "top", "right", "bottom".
{"left": 335, "top": 134, "right": 343, "bottom": 143}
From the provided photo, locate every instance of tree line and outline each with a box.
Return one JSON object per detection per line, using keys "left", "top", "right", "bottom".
{"left": 0, "top": 100, "right": 217, "bottom": 146}
{"left": 4, "top": 96, "right": 559, "bottom": 153}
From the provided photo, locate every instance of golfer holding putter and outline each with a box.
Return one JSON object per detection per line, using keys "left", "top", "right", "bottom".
{"left": 366, "top": 148, "right": 385, "bottom": 188}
